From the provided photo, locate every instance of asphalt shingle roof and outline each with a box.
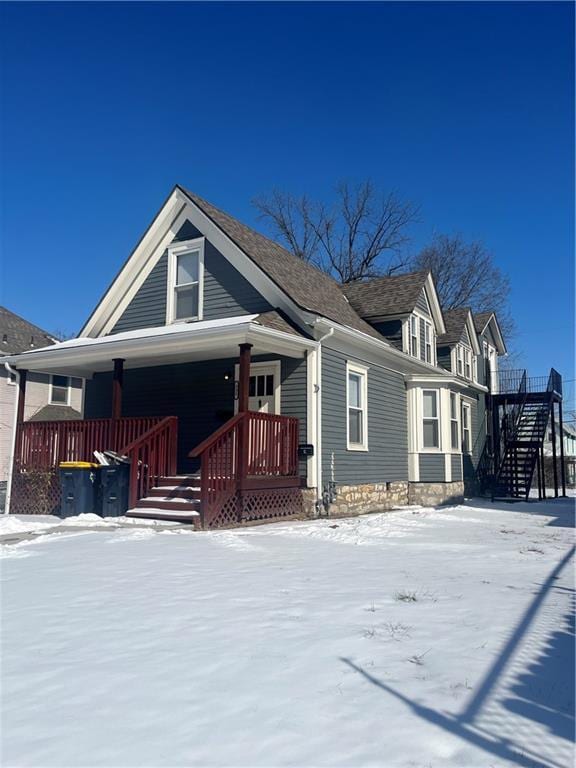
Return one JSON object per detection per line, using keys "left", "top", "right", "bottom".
{"left": 473, "top": 312, "right": 493, "bottom": 334}
{"left": 341, "top": 272, "right": 430, "bottom": 319}
{"left": 179, "top": 186, "right": 382, "bottom": 340}
{"left": 0, "top": 306, "right": 55, "bottom": 355}
{"left": 29, "top": 404, "right": 82, "bottom": 422}
{"left": 437, "top": 307, "right": 473, "bottom": 346}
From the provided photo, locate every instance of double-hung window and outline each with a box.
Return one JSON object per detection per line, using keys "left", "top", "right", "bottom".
{"left": 422, "top": 390, "right": 439, "bottom": 449}
{"left": 456, "top": 344, "right": 472, "bottom": 379}
{"left": 410, "top": 316, "right": 418, "bottom": 357}
{"left": 167, "top": 239, "right": 204, "bottom": 322}
{"left": 50, "top": 375, "right": 70, "bottom": 405}
{"left": 450, "top": 393, "right": 459, "bottom": 450}
{"left": 461, "top": 402, "right": 471, "bottom": 453}
{"left": 347, "top": 363, "right": 368, "bottom": 450}
{"left": 423, "top": 320, "right": 433, "bottom": 363}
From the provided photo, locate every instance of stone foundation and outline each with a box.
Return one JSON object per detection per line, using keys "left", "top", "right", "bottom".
{"left": 321, "top": 481, "right": 409, "bottom": 518}
{"left": 408, "top": 481, "right": 464, "bottom": 507}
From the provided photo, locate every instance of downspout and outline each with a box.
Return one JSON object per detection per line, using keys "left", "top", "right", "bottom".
{"left": 314, "top": 327, "right": 334, "bottom": 515}
{"left": 3, "top": 362, "right": 20, "bottom": 515}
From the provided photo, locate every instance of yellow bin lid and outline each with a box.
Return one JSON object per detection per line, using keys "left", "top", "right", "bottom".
{"left": 59, "top": 461, "right": 100, "bottom": 469}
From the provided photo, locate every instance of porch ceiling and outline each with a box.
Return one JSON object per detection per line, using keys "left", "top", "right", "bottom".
{"left": 0, "top": 315, "right": 315, "bottom": 377}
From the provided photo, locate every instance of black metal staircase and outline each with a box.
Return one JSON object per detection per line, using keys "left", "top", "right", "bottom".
{"left": 480, "top": 368, "right": 565, "bottom": 500}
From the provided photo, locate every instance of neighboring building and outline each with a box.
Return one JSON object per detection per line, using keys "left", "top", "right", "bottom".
{"left": 1, "top": 186, "right": 563, "bottom": 524}
{"left": 544, "top": 422, "right": 576, "bottom": 487}
{"left": 0, "top": 307, "right": 83, "bottom": 492}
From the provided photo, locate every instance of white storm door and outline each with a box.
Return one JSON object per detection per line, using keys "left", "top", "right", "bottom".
{"left": 235, "top": 362, "right": 281, "bottom": 414}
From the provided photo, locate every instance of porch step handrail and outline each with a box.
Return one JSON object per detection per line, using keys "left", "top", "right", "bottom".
{"left": 120, "top": 416, "right": 178, "bottom": 509}
{"left": 189, "top": 411, "right": 299, "bottom": 528}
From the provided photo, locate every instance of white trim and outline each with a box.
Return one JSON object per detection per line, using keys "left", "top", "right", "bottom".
{"left": 49, "top": 374, "right": 71, "bottom": 406}
{"left": 346, "top": 361, "right": 369, "bottom": 451}
{"left": 233, "top": 360, "right": 281, "bottom": 415}
{"left": 306, "top": 347, "right": 318, "bottom": 490}
{"left": 449, "top": 391, "right": 461, "bottom": 453}
{"left": 166, "top": 237, "right": 205, "bottom": 324}
{"left": 461, "top": 401, "right": 472, "bottom": 454}
{"left": 421, "top": 388, "right": 441, "bottom": 452}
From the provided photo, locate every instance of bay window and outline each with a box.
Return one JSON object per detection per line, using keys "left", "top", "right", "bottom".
{"left": 450, "top": 392, "right": 459, "bottom": 450}
{"left": 422, "top": 390, "right": 439, "bottom": 449}
{"left": 461, "top": 402, "right": 471, "bottom": 453}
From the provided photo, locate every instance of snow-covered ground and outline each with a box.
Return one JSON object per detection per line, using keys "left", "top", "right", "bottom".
{"left": 1, "top": 497, "right": 574, "bottom": 768}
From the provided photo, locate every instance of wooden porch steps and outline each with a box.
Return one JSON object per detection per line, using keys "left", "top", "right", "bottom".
{"left": 126, "top": 474, "right": 202, "bottom": 524}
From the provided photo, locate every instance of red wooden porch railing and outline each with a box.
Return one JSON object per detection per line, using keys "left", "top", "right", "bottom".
{"left": 189, "top": 411, "right": 299, "bottom": 528}
{"left": 15, "top": 417, "right": 163, "bottom": 469}
{"left": 119, "top": 417, "right": 178, "bottom": 509}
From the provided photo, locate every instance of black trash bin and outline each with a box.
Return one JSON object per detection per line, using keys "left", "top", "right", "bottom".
{"left": 59, "top": 463, "right": 100, "bottom": 518}
{"left": 99, "top": 462, "right": 130, "bottom": 517}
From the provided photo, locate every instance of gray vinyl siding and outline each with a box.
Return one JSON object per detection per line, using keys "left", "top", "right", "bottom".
{"left": 112, "top": 221, "right": 271, "bottom": 334}
{"left": 461, "top": 326, "right": 471, "bottom": 346}
{"left": 451, "top": 454, "right": 463, "bottom": 481}
{"left": 321, "top": 347, "right": 408, "bottom": 485}
{"left": 416, "top": 289, "right": 430, "bottom": 316}
{"left": 437, "top": 345, "right": 452, "bottom": 372}
{"left": 84, "top": 353, "right": 307, "bottom": 476}
{"left": 202, "top": 242, "right": 272, "bottom": 321}
{"left": 463, "top": 391, "right": 487, "bottom": 486}
{"left": 374, "top": 319, "right": 403, "bottom": 350}
{"left": 419, "top": 454, "right": 446, "bottom": 482}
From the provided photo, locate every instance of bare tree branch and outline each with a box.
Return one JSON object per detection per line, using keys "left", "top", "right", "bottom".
{"left": 410, "top": 233, "right": 514, "bottom": 339}
{"left": 252, "top": 180, "right": 419, "bottom": 282}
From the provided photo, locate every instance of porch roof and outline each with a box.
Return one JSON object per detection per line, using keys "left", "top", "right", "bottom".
{"left": 0, "top": 314, "right": 315, "bottom": 377}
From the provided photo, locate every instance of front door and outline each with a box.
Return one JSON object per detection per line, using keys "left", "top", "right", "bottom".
{"left": 236, "top": 362, "right": 280, "bottom": 414}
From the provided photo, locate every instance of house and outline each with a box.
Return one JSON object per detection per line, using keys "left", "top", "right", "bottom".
{"left": 0, "top": 307, "right": 84, "bottom": 510}
{"left": 0, "top": 186, "right": 566, "bottom": 525}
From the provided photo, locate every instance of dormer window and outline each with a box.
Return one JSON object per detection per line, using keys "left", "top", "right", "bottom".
{"left": 410, "top": 316, "right": 418, "bottom": 357}
{"left": 423, "top": 320, "right": 433, "bottom": 364}
{"left": 167, "top": 238, "right": 204, "bottom": 323}
{"left": 456, "top": 344, "right": 472, "bottom": 380}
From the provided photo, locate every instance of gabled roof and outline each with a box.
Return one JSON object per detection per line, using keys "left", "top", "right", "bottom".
{"left": 437, "top": 308, "right": 481, "bottom": 354}
{"left": 81, "top": 185, "right": 382, "bottom": 340}
{"left": 0, "top": 306, "right": 56, "bottom": 355}
{"left": 178, "top": 187, "right": 381, "bottom": 339}
{"left": 342, "top": 271, "right": 429, "bottom": 318}
{"left": 473, "top": 311, "right": 507, "bottom": 355}
{"left": 341, "top": 271, "right": 446, "bottom": 333}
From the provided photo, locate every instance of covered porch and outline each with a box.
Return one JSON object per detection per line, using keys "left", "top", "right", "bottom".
{"left": 6, "top": 314, "right": 316, "bottom": 528}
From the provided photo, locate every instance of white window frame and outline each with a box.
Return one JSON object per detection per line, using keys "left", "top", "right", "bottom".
{"left": 421, "top": 389, "right": 441, "bottom": 452}
{"left": 166, "top": 237, "right": 205, "bottom": 324}
{"left": 346, "top": 362, "right": 369, "bottom": 451}
{"left": 461, "top": 402, "right": 472, "bottom": 454}
{"left": 423, "top": 319, "right": 434, "bottom": 364}
{"left": 50, "top": 374, "right": 71, "bottom": 406}
{"left": 409, "top": 315, "right": 419, "bottom": 358}
{"left": 450, "top": 392, "right": 460, "bottom": 452}
{"left": 455, "top": 343, "right": 472, "bottom": 380}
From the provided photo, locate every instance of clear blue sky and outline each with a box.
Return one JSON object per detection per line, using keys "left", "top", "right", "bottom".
{"left": 1, "top": 2, "right": 573, "bottom": 391}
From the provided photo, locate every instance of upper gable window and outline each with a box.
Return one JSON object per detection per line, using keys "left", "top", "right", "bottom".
{"left": 167, "top": 238, "right": 204, "bottom": 323}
